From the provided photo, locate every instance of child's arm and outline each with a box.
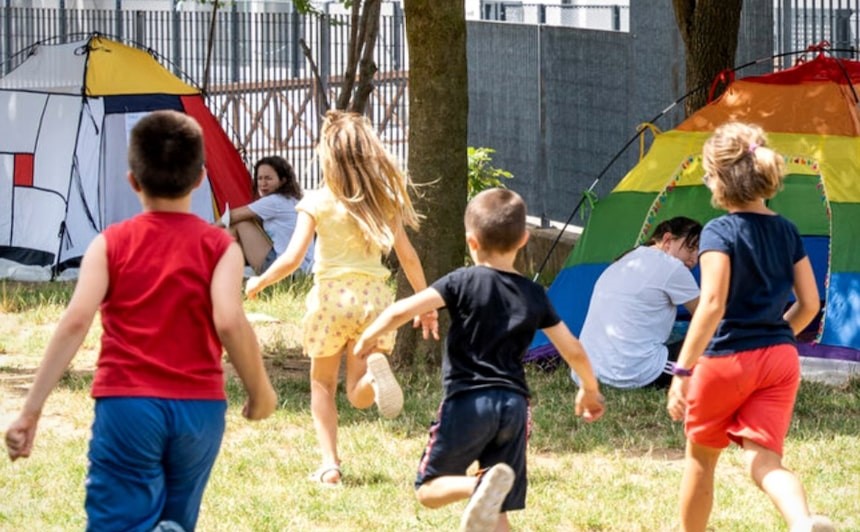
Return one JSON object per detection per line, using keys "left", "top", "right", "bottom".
{"left": 543, "top": 322, "right": 605, "bottom": 422}
{"left": 5, "top": 236, "right": 109, "bottom": 461}
{"left": 212, "top": 243, "right": 277, "bottom": 420}
{"left": 667, "top": 250, "right": 730, "bottom": 421}
{"left": 354, "top": 288, "right": 445, "bottom": 358}
{"left": 783, "top": 256, "right": 820, "bottom": 335}
{"left": 245, "top": 211, "right": 315, "bottom": 299}
{"left": 391, "top": 224, "right": 440, "bottom": 340}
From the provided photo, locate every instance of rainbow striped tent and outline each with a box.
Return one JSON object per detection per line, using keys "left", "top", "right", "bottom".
{"left": 529, "top": 53, "right": 860, "bottom": 366}
{"left": 0, "top": 34, "right": 252, "bottom": 280}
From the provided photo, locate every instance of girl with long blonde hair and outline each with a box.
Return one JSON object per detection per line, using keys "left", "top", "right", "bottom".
{"left": 246, "top": 110, "right": 438, "bottom": 485}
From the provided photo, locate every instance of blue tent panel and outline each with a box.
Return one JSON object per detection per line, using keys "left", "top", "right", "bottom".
{"left": 526, "top": 262, "right": 607, "bottom": 362}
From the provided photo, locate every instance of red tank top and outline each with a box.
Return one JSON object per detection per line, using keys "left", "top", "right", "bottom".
{"left": 92, "top": 212, "right": 233, "bottom": 400}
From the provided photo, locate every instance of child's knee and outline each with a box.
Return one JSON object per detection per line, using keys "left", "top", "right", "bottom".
{"left": 414, "top": 485, "right": 438, "bottom": 508}
{"left": 310, "top": 376, "right": 338, "bottom": 397}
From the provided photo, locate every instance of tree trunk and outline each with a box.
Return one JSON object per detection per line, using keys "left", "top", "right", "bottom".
{"left": 394, "top": 0, "right": 468, "bottom": 367}
{"left": 333, "top": 0, "right": 381, "bottom": 113}
{"left": 672, "top": 0, "right": 743, "bottom": 115}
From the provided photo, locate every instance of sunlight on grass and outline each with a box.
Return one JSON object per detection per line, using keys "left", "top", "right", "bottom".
{"left": 1, "top": 281, "right": 858, "bottom": 531}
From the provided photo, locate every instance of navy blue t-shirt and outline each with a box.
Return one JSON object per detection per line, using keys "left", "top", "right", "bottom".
{"left": 699, "top": 212, "right": 806, "bottom": 355}
{"left": 431, "top": 266, "right": 561, "bottom": 399}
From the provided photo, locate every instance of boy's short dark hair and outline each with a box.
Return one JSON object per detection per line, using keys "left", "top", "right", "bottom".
{"left": 128, "top": 110, "right": 205, "bottom": 199}
{"left": 464, "top": 188, "right": 527, "bottom": 253}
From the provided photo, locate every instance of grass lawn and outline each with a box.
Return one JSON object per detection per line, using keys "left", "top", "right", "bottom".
{"left": 0, "top": 280, "right": 858, "bottom": 531}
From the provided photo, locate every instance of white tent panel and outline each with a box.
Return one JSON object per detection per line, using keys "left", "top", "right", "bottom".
{"left": 12, "top": 187, "right": 66, "bottom": 254}
{"left": 0, "top": 41, "right": 87, "bottom": 94}
{"left": 102, "top": 113, "right": 141, "bottom": 224}
{"left": 33, "top": 95, "right": 82, "bottom": 195}
{"left": 0, "top": 154, "right": 13, "bottom": 245}
{"left": 62, "top": 97, "right": 105, "bottom": 264}
{"left": 191, "top": 176, "right": 216, "bottom": 222}
{"left": 0, "top": 91, "right": 47, "bottom": 152}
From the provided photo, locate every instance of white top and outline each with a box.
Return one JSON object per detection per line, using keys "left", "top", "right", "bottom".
{"left": 574, "top": 246, "right": 699, "bottom": 389}
{"left": 248, "top": 194, "right": 314, "bottom": 273}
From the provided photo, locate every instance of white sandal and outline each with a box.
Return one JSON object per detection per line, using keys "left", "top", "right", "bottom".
{"left": 308, "top": 463, "right": 342, "bottom": 486}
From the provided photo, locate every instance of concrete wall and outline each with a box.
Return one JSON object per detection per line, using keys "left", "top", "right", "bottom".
{"left": 467, "top": 0, "right": 775, "bottom": 224}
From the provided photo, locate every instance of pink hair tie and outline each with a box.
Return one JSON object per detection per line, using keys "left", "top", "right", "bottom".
{"left": 748, "top": 143, "right": 760, "bottom": 154}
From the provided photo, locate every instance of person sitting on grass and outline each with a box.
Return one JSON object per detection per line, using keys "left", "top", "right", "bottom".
{"left": 4, "top": 110, "right": 277, "bottom": 532}
{"left": 354, "top": 188, "right": 605, "bottom": 532}
{"left": 576, "top": 216, "right": 701, "bottom": 389}
{"left": 221, "top": 155, "right": 314, "bottom": 275}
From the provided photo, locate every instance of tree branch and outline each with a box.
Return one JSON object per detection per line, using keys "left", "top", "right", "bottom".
{"left": 350, "top": 0, "right": 381, "bottom": 113}
{"left": 336, "top": 0, "right": 363, "bottom": 110}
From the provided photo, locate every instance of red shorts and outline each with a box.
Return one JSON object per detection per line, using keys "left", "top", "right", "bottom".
{"left": 685, "top": 343, "right": 800, "bottom": 456}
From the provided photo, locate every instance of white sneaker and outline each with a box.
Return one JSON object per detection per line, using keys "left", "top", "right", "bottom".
{"left": 791, "top": 515, "right": 836, "bottom": 532}
{"left": 366, "top": 353, "right": 403, "bottom": 419}
{"left": 459, "top": 463, "right": 515, "bottom": 532}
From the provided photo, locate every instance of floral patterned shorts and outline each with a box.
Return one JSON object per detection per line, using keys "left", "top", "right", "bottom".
{"left": 302, "top": 275, "right": 395, "bottom": 358}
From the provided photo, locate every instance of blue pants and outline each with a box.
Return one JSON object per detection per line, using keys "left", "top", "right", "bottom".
{"left": 85, "top": 397, "right": 227, "bottom": 532}
{"left": 415, "top": 388, "right": 529, "bottom": 512}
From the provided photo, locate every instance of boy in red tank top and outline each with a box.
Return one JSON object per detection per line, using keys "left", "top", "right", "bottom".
{"left": 5, "top": 110, "right": 277, "bottom": 531}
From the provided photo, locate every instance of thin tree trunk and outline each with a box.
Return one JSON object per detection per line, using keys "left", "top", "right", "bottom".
{"left": 349, "top": 0, "right": 381, "bottom": 113}
{"left": 394, "top": 0, "right": 468, "bottom": 367}
{"left": 202, "top": 0, "right": 220, "bottom": 94}
{"left": 336, "top": 0, "right": 363, "bottom": 110}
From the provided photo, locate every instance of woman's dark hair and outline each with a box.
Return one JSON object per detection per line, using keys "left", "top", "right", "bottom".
{"left": 254, "top": 155, "right": 302, "bottom": 199}
{"left": 614, "top": 216, "right": 702, "bottom": 262}
{"left": 645, "top": 216, "right": 702, "bottom": 250}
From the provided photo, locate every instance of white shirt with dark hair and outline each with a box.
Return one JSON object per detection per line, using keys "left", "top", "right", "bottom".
{"left": 248, "top": 193, "right": 313, "bottom": 273}
{"left": 576, "top": 246, "right": 699, "bottom": 389}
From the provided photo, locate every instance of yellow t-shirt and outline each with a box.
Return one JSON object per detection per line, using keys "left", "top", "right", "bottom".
{"left": 297, "top": 187, "right": 391, "bottom": 280}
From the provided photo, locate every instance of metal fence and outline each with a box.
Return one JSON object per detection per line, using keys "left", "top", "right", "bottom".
{"left": 0, "top": 3, "right": 407, "bottom": 190}
{"left": 776, "top": 0, "right": 860, "bottom": 65}
{"left": 2, "top": 1, "right": 859, "bottom": 203}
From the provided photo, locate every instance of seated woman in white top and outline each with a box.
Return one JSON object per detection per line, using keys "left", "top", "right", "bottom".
{"left": 575, "top": 216, "right": 702, "bottom": 389}
{"left": 224, "top": 156, "right": 314, "bottom": 275}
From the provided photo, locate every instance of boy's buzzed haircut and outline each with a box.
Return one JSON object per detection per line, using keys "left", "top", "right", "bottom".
{"left": 465, "top": 188, "right": 527, "bottom": 253}
{"left": 128, "top": 110, "right": 205, "bottom": 198}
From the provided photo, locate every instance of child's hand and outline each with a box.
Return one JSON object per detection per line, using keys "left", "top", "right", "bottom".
{"left": 413, "top": 310, "right": 440, "bottom": 341}
{"left": 242, "top": 384, "right": 277, "bottom": 421}
{"left": 245, "top": 276, "right": 263, "bottom": 300}
{"left": 574, "top": 388, "right": 605, "bottom": 423}
{"left": 666, "top": 376, "right": 689, "bottom": 421}
{"left": 352, "top": 335, "right": 376, "bottom": 359}
{"left": 5, "top": 413, "right": 39, "bottom": 461}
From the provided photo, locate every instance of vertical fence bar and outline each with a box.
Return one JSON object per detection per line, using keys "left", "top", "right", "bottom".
{"left": 172, "top": 0, "right": 180, "bottom": 76}
{"left": 115, "top": 0, "right": 123, "bottom": 40}
{"left": 230, "top": 1, "right": 238, "bottom": 82}
{"left": 319, "top": 12, "right": 331, "bottom": 113}
{"left": 59, "top": 0, "right": 67, "bottom": 42}
{"left": 3, "top": 0, "right": 11, "bottom": 74}
{"left": 392, "top": 2, "right": 402, "bottom": 70}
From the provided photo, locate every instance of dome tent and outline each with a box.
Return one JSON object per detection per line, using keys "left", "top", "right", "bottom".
{"left": 0, "top": 34, "right": 253, "bottom": 280}
{"left": 529, "top": 52, "right": 860, "bottom": 371}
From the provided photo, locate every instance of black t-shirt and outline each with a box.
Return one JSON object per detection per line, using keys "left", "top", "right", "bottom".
{"left": 431, "top": 266, "right": 561, "bottom": 399}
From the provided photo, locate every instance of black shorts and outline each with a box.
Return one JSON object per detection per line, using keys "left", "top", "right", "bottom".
{"left": 414, "top": 388, "right": 530, "bottom": 512}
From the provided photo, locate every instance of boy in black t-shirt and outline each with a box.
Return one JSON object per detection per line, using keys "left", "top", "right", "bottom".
{"left": 354, "top": 188, "right": 605, "bottom": 532}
